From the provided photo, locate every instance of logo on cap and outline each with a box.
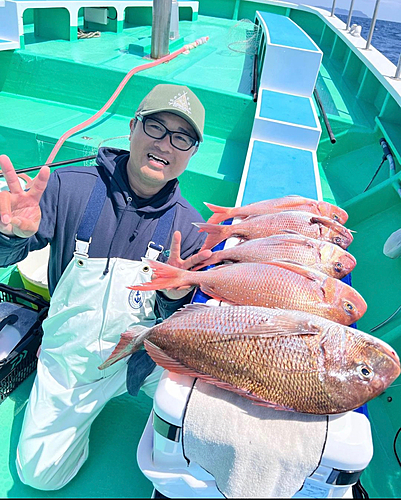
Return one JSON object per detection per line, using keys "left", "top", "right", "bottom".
{"left": 169, "top": 92, "right": 192, "bottom": 115}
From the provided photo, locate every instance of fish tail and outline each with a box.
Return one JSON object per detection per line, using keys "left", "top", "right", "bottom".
{"left": 98, "top": 325, "right": 150, "bottom": 370}
{"left": 129, "top": 260, "right": 195, "bottom": 291}
{"left": 194, "top": 222, "right": 230, "bottom": 251}
{"left": 204, "top": 202, "right": 233, "bottom": 224}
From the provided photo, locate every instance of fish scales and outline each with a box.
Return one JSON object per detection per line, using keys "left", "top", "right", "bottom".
{"left": 99, "top": 305, "right": 400, "bottom": 414}
{"left": 206, "top": 195, "right": 349, "bottom": 225}
{"left": 197, "top": 211, "right": 354, "bottom": 251}
{"left": 148, "top": 307, "right": 332, "bottom": 412}
{"left": 190, "top": 263, "right": 363, "bottom": 324}
{"left": 192, "top": 235, "right": 357, "bottom": 279}
{"left": 131, "top": 259, "right": 366, "bottom": 325}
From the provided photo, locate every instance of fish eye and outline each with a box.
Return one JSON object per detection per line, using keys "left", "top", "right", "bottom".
{"left": 357, "top": 364, "right": 374, "bottom": 380}
{"left": 334, "top": 262, "right": 343, "bottom": 272}
{"left": 344, "top": 301, "right": 354, "bottom": 312}
{"left": 333, "top": 214, "right": 340, "bottom": 221}
{"left": 142, "top": 266, "right": 150, "bottom": 273}
{"left": 333, "top": 236, "right": 342, "bottom": 244}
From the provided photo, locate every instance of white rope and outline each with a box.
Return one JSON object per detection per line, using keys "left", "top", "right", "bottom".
{"left": 78, "top": 28, "right": 101, "bottom": 39}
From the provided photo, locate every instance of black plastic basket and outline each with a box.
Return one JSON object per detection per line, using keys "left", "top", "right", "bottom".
{"left": 0, "top": 283, "right": 49, "bottom": 405}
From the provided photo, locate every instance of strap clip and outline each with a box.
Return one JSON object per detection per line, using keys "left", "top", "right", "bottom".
{"left": 74, "top": 236, "right": 92, "bottom": 258}
{"left": 145, "top": 241, "right": 164, "bottom": 261}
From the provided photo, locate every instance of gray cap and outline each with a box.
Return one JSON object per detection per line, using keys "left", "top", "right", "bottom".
{"left": 135, "top": 84, "right": 205, "bottom": 142}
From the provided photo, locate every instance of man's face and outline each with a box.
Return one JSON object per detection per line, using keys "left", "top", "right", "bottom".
{"left": 127, "top": 111, "right": 198, "bottom": 197}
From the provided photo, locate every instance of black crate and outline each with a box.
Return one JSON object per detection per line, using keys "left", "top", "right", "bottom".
{"left": 0, "top": 284, "right": 49, "bottom": 404}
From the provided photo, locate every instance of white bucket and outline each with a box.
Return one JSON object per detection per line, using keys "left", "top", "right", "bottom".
{"left": 17, "top": 245, "right": 50, "bottom": 301}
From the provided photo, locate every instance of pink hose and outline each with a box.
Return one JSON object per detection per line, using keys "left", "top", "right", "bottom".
{"left": 46, "top": 37, "right": 209, "bottom": 165}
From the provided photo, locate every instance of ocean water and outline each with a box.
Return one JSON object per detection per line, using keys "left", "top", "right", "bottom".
{"left": 337, "top": 14, "right": 401, "bottom": 65}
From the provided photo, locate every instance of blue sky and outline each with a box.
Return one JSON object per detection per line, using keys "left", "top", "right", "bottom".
{"left": 299, "top": 0, "right": 401, "bottom": 23}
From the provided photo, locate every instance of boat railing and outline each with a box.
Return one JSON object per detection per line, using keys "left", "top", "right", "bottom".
{"left": 365, "top": 0, "right": 381, "bottom": 50}
{"left": 330, "top": 0, "right": 401, "bottom": 79}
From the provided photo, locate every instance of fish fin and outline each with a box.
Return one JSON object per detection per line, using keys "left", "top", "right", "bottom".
{"left": 280, "top": 229, "right": 303, "bottom": 235}
{"left": 144, "top": 340, "right": 200, "bottom": 375}
{"left": 241, "top": 214, "right": 264, "bottom": 221}
{"left": 194, "top": 222, "right": 230, "bottom": 251}
{"left": 144, "top": 341, "right": 231, "bottom": 385}
{"left": 128, "top": 259, "right": 193, "bottom": 291}
{"left": 98, "top": 325, "right": 150, "bottom": 370}
{"left": 204, "top": 202, "right": 233, "bottom": 224}
{"left": 268, "top": 235, "right": 316, "bottom": 248}
{"left": 237, "top": 314, "right": 321, "bottom": 338}
{"left": 267, "top": 260, "right": 324, "bottom": 281}
{"left": 145, "top": 341, "right": 296, "bottom": 411}
{"left": 169, "top": 303, "right": 211, "bottom": 319}
{"left": 310, "top": 216, "right": 353, "bottom": 238}
{"left": 309, "top": 215, "right": 331, "bottom": 225}
{"left": 240, "top": 393, "right": 296, "bottom": 411}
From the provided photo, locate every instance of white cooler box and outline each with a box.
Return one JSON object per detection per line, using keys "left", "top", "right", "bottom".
{"left": 137, "top": 371, "right": 373, "bottom": 499}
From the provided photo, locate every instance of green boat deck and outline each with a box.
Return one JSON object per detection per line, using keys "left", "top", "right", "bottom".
{"left": 0, "top": 2, "right": 400, "bottom": 497}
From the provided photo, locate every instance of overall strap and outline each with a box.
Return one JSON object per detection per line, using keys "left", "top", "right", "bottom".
{"left": 75, "top": 175, "right": 107, "bottom": 258}
{"left": 145, "top": 205, "right": 177, "bottom": 260}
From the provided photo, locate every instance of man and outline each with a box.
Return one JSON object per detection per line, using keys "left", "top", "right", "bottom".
{"left": 0, "top": 84, "right": 211, "bottom": 490}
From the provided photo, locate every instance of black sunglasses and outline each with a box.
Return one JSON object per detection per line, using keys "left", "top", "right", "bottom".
{"left": 137, "top": 115, "right": 199, "bottom": 151}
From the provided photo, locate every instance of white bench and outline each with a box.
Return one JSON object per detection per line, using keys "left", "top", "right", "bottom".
{"left": 236, "top": 11, "right": 324, "bottom": 208}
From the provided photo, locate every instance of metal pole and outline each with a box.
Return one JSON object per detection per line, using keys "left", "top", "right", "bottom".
{"left": 313, "top": 88, "right": 336, "bottom": 144}
{"left": 346, "top": 0, "right": 356, "bottom": 30}
{"left": 395, "top": 54, "right": 401, "bottom": 80}
{"left": 365, "top": 0, "right": 381, "bottom": 50}
{"left": 330, "top": 0, "right": 337, "bottom": 16}
{"left": 151, "top": 0, "right": 172, "bottom": 59}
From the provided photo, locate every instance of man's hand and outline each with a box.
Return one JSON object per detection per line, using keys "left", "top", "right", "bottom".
{"left": 167, "top": 231, "right": 212, "bottom": 270}
{"left": 162, "top": 231, "right": 212, "bottom": 299}
{"left": 0, "top": 155, "right": 50, "bottom": 238}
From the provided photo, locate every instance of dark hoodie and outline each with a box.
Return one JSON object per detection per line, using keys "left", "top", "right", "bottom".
{"left": 0, "top": 147, "right": 206, "bottom": 316}
{"left": 0, "top": 148, "right": 207, "bottom": 394}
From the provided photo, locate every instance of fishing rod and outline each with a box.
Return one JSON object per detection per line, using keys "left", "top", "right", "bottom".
{"left": 0, "top": 155, "right": 97, "bottom": 178}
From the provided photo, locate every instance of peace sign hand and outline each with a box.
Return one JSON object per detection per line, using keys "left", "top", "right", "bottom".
{"left": 0, "top": 155, "right": 50, "bottom": 239}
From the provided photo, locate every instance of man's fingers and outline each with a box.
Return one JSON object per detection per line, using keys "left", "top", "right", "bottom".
{"left": 10, "top": 216, "right": 37, "bottom": 238}
{"left": 0, "top": 155, "right": 24, "bottom": 194}
{"left": 183, "top": 249, "right": 213, "bottom": 270}
{"left": 27, "top": 166, "right": 50, "bottom": 203}
{"left": 0, "top": 191, "right": 12, "bottom": 225}
{"left": 168, "top": 231, "right": 182, "bottom": 261}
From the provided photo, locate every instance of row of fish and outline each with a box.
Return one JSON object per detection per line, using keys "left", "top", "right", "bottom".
{"left": 100, "top": 195, "right": 400, "bottom": 414}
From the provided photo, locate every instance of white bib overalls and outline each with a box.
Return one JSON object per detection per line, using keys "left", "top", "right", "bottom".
{"left": 16, "top": 176, "right": 172, "bottom": 490}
